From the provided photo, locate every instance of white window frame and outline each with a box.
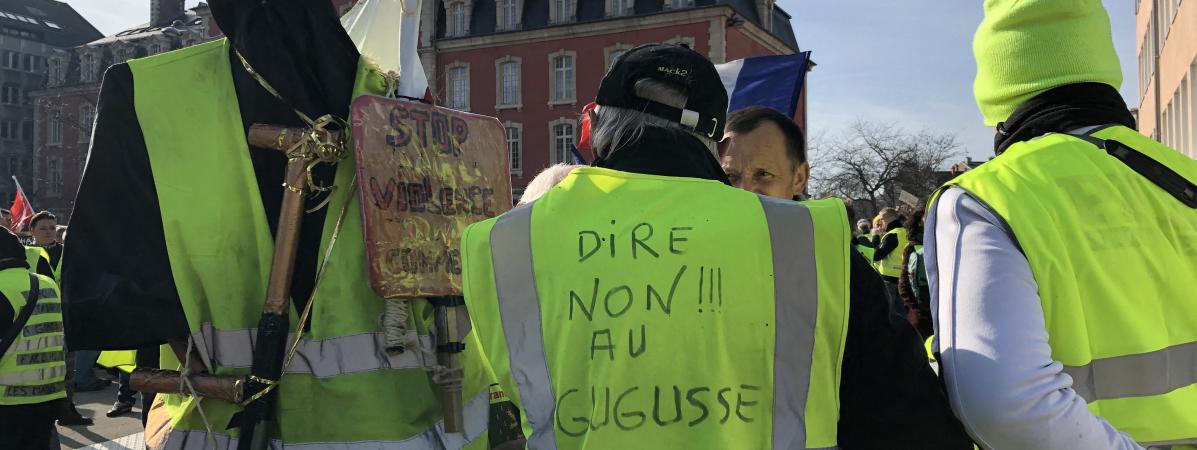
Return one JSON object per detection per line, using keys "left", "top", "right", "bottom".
{"left": 604, "top": 43, "right": 632, "bottom": 71}
{"left": 445, "top": 0, "right": 474, "bottom": 37}
{"left": 445, "top": 61, "right": 470, "bottom": 111}
{"left": 495, "top": 56, "right": 522, "bottom": 110}
{"left": 78, "top": 103, "right": 95, "bottom": 143}
{"left": 46, "top": 55, "right": 65, "bottom": 87}
{"left": 548, "top": 118, "right": 578, "bottom": 165}
{"left": 1, "top": 84, "right": 19, "bottom": 105}
{"left": 496, "top": 0, "right": 521, "bottom": 31}
{"left": 606, "top": 0, "right": 633, "bottom": 17}
{"left": 548, "top": 50, "right": 577, "bottom": 106}
{"left": 47, "top": 157, "right": 62, "bottom": 197}
{"left": 0, "top": 120, "right": 16, "bottom": 140}
{"left": 79, "top": 52, "right": 99, "bottom": 83}
{"left": 549, "top": 0, "right": 575, "bottom": 24}
{"left": 4, "top": 51, "right": 19, "bottom": 69}
{"left": 505, "top": 121, "right": 523, "bottom": 175}
{"left": 47, "top": 106, "right": 61, "bottom": 146}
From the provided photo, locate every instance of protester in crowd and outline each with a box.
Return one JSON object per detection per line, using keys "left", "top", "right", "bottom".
{"left": 0, "top": 229, "right": 66, "bottom": 449}
{"left": 720, "top": 106, "right": 809, "bottom": 200}
{"left": 517, "top": 163, "right": 581, "bottom": 205}
{"left": 855, "top": 219, "right": 873, "bottom": 246}
{"left": 870, "top": 207, "right": 908, "bottom": 315}
{"left": 0, "top": 208, "right": 10, "bottom": 231}
{"left": 898, "top": 209, "right": 931, "bottom": 340}
{"left": 463, "top": 43, "right": 971, "bottom": 449}
{"left": 55, "top": 225, "right": 66, "bottom": 245}
{"left": 927, "top": 1, "right": 1197, "bottom": 448}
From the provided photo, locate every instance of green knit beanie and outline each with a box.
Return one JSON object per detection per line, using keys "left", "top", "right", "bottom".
{"left": 974, "top": 0, "right": 1123, "bottom": 126}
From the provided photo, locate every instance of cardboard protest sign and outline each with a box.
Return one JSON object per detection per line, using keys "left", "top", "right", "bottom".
{"left": 899, "top": 190, "right": 920, "bottom": 208}
{"left": 352, "top": 96, "right": 512, "bottom": 298}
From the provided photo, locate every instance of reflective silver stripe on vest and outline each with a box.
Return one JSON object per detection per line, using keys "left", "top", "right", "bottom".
{"left": 22, "top": 321, "right": 62, "bottom": 337}
{"left": 1141, "top": 437, "right": 1197, "bottom": 449}
{"left": 191, "top": 326, "right": 435, "bottom": 378}
{"left": 759, "top": 196, "right": 820, "bottom": 450}
{"left": 16, "top": 350, "right": 64, "bottom": 365}
{"left": 1063, "top": 340, "right": 1197, "bottom": 402}
{"left": 8, "top": 335, "right": 64, "bottom": 353}
{"left": 3, "top": 380, "right": 64, "bottom": 397}
{"left": 164, "top": 386, "right": 491, "bottom": 450}
{"left": 30, "top": 302, "right": 60, "bottom": 315}
{"left": 23, "top": 288, "right": 56, "bottom": 299}
{"left": 487, "top": 203, "right": 559, "bottom": 450}
{"left": 0, "top": 365, "right": 67, "bottom": 385}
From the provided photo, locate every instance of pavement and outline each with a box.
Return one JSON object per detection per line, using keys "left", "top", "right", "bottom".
{"left": 56, "top": 374, "right": 146, "bottom": 450}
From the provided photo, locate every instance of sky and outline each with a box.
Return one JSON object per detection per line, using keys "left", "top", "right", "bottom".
{"left": 780, "top": 0, "right": 1139, "bottom": 159}
{"left": 66, "top": 0, "right": 1139, "bottom": 160}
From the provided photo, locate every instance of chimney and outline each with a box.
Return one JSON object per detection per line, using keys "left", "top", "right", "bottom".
{"left": 151, "top": 0, "right": 185, "bottom": 26}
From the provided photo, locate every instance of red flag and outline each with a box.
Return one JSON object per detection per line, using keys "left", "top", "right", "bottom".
{"left": 10, "top": 177, "right": 33, "bottom": 232}
{"left": 576, "top": 102, "right": 597, "bottom": 153}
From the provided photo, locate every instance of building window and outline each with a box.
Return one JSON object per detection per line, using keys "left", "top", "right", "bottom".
{"left": 1, "top": 84, "right": 19, "bottom": 104}
{"left": 551, "top": 0, "right": 574, "bottom": 23}
{"left": 7, "top": 157, "right": 16, "bottom": 174}
{"left": 448, "top": 2, "right": 468, "bottom": 37}
{"left": 496, "top": 57, "right": 521, "bottom": 108}
{"left": 78, "top": 104, "right": 94, "bottom": 143}
{"left": 446, "top": 63, "right": 470, "bottom": 111}
{"left": 548, "top": 51, "right": 576, "bottom": 105}
{"left": 497, "top": 0, "right": 519, "bottom": 30}
{"left": 0, "top": 121, "right": 17, "bottom": 140}
{"left": 604, "top": 44, "right": 631, "bottom": 71}
{"left": 606, "top": 0, "right": 632, "bottom": 17}
{"left": 80, "top": 53, "right": 98, "bottom": 83}
{"left": 21, "top": 54, "right": 40, "bottom": 72}
{"left": 47, "top": 158, "right": 61, "bottom": 197}
{"left": 505, "top": 122, "right": 522, "bottom": 174}
{"left": 549, "top": 119, "right": 577, "bottom": 164}
{"left": 3, "top": 51, "right": 19, "bottom": 69}
{"left": 47, "top": 57, "right": 64, "bottom": 86}
{"left": 664, "top": 0, "right": 694, "bottom": 8}
{"left": 47, "top": 106, "right": 61, "bottom": 145}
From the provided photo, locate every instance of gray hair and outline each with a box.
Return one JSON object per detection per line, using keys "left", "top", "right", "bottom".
{"left": 518, "top": 163, "right": 581, "bottom": 205}
{"left": 590, "top": 78, "right": 718, "bottom": 160}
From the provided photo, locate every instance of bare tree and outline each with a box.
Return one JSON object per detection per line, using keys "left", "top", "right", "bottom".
{"left": 809, "top": 120, "right": 959, "bottom": 216}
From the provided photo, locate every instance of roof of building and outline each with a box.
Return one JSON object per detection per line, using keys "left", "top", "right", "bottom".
{"left": 0, "top": 0, "right": 103, "bottom": 47}
{"left": 437, "top": 0, "right": 799, "bottom": 51}
{"left": 85, "top": 9, "right": 203, "bottom": 46}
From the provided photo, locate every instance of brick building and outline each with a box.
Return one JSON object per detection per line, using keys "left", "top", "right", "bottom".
{"left": 1137, "top": 0, "right": 1197, "bottom": 158}
{"left": 28, "top": 0, "right": 209, "bottom": 220}
{"left": 418, "top": 0, "right": 804, "bottom": 194}
{"left": 0, "top": 0, "right": 99, "bottom": 207}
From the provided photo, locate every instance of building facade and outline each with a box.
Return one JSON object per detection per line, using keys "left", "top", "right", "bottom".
{"left": 1137, "top": 0, "right": 1197, "bottom": 158}
{"left": 0, "top": 0, "right": 99, "bottom": 210}
{"left": 29, "top": 0, "right": 208, "bottom": 221}
{"left": 420, "top": 0, "right": 804, "bottom": 194}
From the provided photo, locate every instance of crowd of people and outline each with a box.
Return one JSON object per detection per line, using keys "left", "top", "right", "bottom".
{"left": 0, "top": 0, "right": 1193, "bottom": 449}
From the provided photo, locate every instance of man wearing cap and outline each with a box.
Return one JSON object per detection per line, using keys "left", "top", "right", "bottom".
{"left": 927, "top": 1, "right": 1197, "bottom": 448}
{"left": 463, "top": 44, "right": 971, "bottom": 449}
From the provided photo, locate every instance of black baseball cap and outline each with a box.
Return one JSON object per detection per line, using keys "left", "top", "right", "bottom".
{"left": 596, "top": 44, "right": 728, "bottom": 140}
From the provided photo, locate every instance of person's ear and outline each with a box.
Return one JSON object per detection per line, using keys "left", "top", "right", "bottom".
{"left": 792, "top": 161, "right": 809, "bottom": 198}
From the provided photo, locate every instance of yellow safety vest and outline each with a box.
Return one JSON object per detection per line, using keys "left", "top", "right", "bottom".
{"left": 0, "top": 268, "right": 65, "bottom": 405}
{"left": 23, "top": 247, "right": 48, "bottom": 277}
{"left": 125, "top": 39, "right": 494, "bottom": 448}
{"left": 462, "top": 167, "right": 850, "bottom": 449}
{"left": 941, "top": 125, "right": 1197, "bottom": 446}
{"left": 875, "top": 228, "right": 907, "bottom": 278}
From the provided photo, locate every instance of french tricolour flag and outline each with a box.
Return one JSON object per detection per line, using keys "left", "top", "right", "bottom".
{"left": 716, "top": 52, "right": 812, "bottom": 119}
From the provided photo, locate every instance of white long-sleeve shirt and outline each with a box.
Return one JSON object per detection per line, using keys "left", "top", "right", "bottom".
{"left": 926, "top": 187, "right": 1144, "bottom": 450}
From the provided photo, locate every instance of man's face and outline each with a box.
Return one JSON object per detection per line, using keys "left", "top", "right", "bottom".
{"left": 32, "top": 219, "right": 56, "bottom": 245}
{"left": 721, "top": 122, "right": 808, "bottom": 200}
